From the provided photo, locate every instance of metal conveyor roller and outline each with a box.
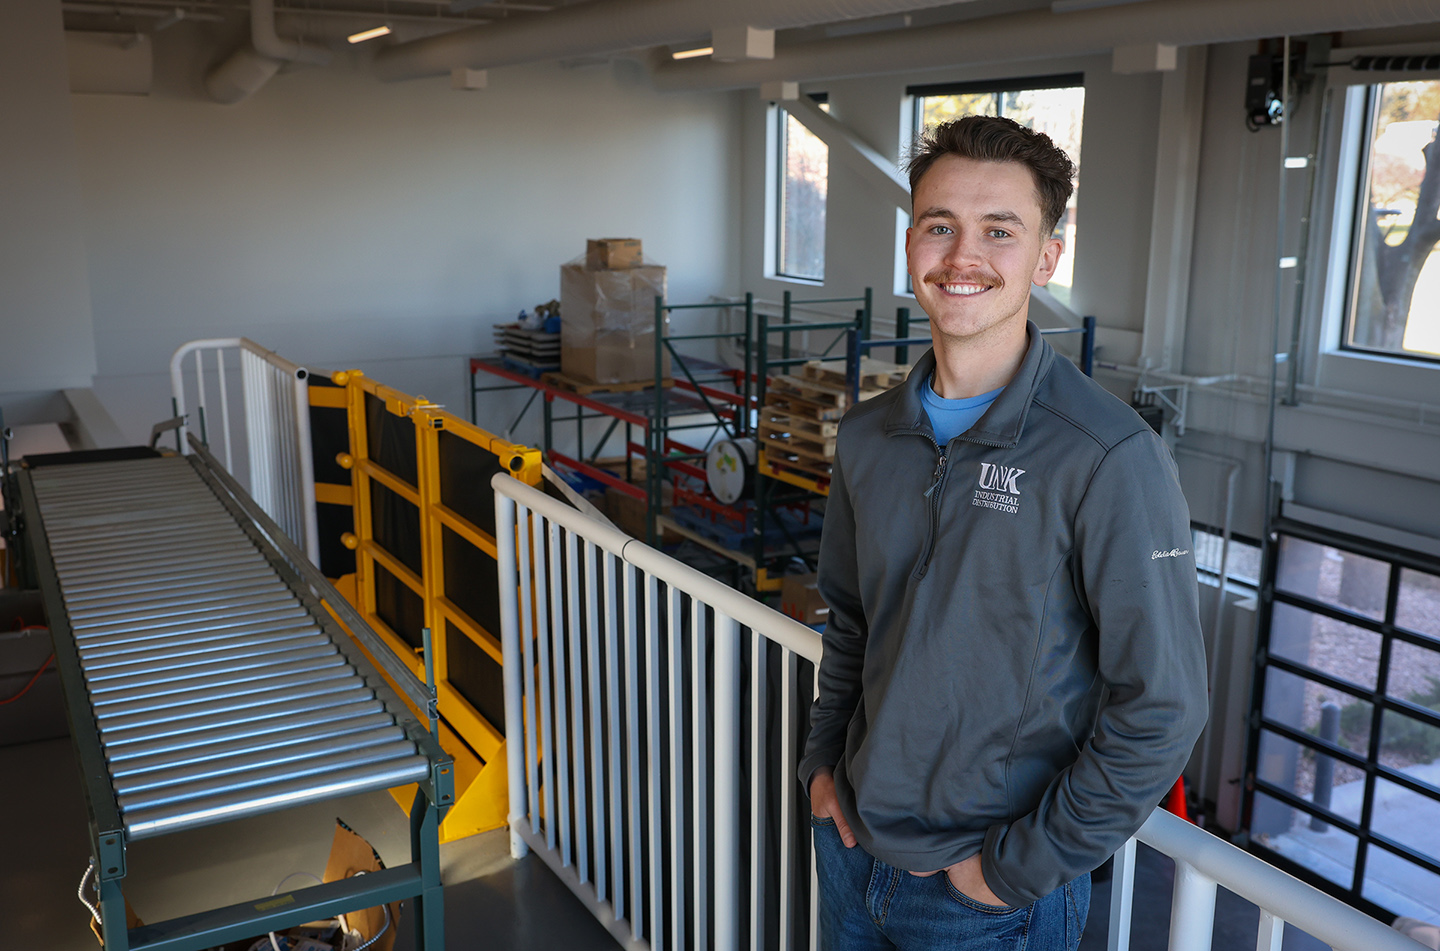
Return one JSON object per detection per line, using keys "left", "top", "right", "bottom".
{"left": 16, "top": 442, "right": 451, "bottom": 951}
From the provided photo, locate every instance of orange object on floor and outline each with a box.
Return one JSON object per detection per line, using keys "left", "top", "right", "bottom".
{"left": 1163, "top": 777, "right": 1192, "bottom": 823}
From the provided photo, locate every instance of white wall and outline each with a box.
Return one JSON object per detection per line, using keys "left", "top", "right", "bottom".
{"left": 0, "top": 0, "right": 97, "bottom": 406}
{"left": 53, "top": 23, "right": 742, "bottom": 447}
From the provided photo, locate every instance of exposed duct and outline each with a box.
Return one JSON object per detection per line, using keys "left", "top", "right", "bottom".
{"left": 372, "top": 0, "right": 985, "bottom": 82}
{"left": 651, "top": 0, "right": 1440, "bottom": 90}
{"left": 205, "top": 0, "right": 332, "bottom": 104}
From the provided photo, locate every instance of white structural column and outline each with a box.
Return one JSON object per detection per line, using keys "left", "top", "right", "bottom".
{"left": 1140, "top": 45, "right": 1208, "bottom": 372}
{"left": 778, "top": 92, "right": 911, "bottom": 212}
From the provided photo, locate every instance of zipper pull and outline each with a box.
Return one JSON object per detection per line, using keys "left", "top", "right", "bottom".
{"left": 924, "top": 452, "right": 948, "bottom": 498}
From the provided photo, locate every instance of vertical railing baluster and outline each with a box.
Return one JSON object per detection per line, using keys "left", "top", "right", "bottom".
{"left": 668, "top": 587, "right": 686, "bottom": 951}
{"left": 548, "top": 520, "right": 572, "bottom": 865}
{"left": 1168, "top": 860, "right": 1217, "bottom": 951}
{"left": 693, "top": 598, "right": 710, "bottom": 948}
{"left": 567, "top": 530, "right": 589, "bottom": 882}
{"left": 586, "top": 540, "right": 607, "bottom": 901}
{"left": 809, "top": 664, "right": 819, "bottom": 951}
{"left": 646, "top": 573, "right": 664, "bottom": 950}
{"left": 531, "top": 512, "right": 557, "bottom": 851}
{"left": 714, "top": 611, "right": 741, "bottom": 951}
{"left": 495, "top": 494, "right": 528, "bottom": 860}
{"left": 604, "top": 552, "right": 626, "bottom": 922}
{"left": 216, "top": 347, "right": 233, "bottom": 472}
{"left": 750, "top": 628, "right": 767, "bottom": 951}
{"left": 1108, "top": 837, "right": 1137, "bottom": 951}
{"left": 779, "top": 648, "right": 796, "bottom": 951}
{"left": 517, "top": 504, "right": 540, "bottom": 838}
{"left": 1256, "top": 910, "right": 1285, "bottom": 951}
{"left": 625, "top": 562, "right": 645, "bottom": 939}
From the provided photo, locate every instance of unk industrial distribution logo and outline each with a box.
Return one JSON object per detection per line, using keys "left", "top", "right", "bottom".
{"left": 972, "top": 462, "right": 1025, "bottom": 515}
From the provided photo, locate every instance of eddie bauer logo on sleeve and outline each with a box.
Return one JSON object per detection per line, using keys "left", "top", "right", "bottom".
{"left": 972, "top": 462, "right": 1025, "bottom": 515}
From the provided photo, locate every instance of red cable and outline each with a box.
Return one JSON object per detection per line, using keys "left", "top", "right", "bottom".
{"left": 0, "top": 652, "right": 54, "bottom": 706}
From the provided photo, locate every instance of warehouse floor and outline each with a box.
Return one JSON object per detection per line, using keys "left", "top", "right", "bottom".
{"left": 0, "top": 735, "right": 1338, "bottom": 951}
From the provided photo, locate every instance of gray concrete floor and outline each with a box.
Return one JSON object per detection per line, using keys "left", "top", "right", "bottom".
{"left": 0, "top": 735, "right": 1346, "bottom": 951}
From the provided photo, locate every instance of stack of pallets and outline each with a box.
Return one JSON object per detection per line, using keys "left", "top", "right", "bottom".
{"left": 759, "top": 358, "right": 909, "bottom": 479}
{"left": 494, "top": 323, "right": 561, "bottom": 376}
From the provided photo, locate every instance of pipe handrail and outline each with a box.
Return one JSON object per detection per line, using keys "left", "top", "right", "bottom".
{"left": 170, "top": 337, "right": 319, "bottom": 565}
{"left": 1135, "top": 808, "right": 1424, "bottom": 951}
{"left": 493, "top": 467, "right": 1426, "bottom": 951}
{"left": 491, "top": 472, "right": 823, "bottom": 664}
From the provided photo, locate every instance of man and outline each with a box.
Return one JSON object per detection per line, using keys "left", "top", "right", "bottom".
{"left": 801, "top": 115, "right": 1209, "bottom": 950}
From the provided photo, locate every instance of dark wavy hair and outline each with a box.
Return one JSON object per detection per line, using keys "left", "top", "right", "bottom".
{"left": 906, "top": 115, "right": 1076, "bottom": 237}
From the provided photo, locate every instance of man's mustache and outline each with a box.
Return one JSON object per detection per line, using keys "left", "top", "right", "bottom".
{"left": 923, "top": 269, "right": 1001, "bottom": 289}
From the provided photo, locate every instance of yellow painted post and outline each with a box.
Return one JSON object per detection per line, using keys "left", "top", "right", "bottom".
{"left": 413, "top": 403, "right": 447, "bottom": 687}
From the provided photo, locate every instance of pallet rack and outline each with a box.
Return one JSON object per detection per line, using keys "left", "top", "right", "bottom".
{"left": 470, "top": 294, "right": 1098, "bottom": 595}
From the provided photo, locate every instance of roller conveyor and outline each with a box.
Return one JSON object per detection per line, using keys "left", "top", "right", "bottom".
{"left": 16, "top": 443, "right": 451, "bottom": 951}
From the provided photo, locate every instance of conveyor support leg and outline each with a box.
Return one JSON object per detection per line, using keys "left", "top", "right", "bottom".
{"left": 410, "top": 787, "right": 445, "bottom": 951}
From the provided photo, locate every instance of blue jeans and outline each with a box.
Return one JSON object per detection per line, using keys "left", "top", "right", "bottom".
{"left": 811, "top": 815, "right": 1090, "bottom": 951}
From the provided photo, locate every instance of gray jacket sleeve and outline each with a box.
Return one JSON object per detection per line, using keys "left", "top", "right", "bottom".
{"left": 981, "top": 430, "right": 1210, "bottom": 906}
{"left": 798, "top": 444, "right": 867, "bottom": 795}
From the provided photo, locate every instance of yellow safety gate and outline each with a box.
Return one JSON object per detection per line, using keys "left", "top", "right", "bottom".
{"left": 326, "top": 370, "right": 542, "bottom": 841}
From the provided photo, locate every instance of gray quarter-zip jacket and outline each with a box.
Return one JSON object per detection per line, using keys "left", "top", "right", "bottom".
{"left": 800, "top": 322, "right": 1208, "bottom": 908}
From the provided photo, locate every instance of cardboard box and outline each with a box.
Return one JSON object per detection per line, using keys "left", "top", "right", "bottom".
{"left": 605, "top": 482, "right": 672, "bottom": 540}
{"left": 586, "top": 237, "right": 643, "bottom": 269}
{"left": 781, "top": 573, "right": 829, "bottom": 626}
{"left": 560, "top": 263, "right": 670, "bottom": 385}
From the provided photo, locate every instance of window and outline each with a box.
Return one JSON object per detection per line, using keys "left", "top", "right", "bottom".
{"left": 909, "top": 75, "right": 1085, "bottom": 305}
{"left": 1246, "top": 526, "right": 1440, "bottom": 922}
{"left": 1346, "top": 80, "right": 1440, "bottom": 363}
{"left": 1192, "top": 525, "right": 1263, "bottom": 588}
{"left": 776, "top": 95, "right": 829, "bottom": 282}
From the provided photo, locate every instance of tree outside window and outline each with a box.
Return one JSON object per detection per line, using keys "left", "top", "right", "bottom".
{"left": 912, "top": 77, "right": 1085, "bottom": 305}
{"left": 1349, "top": 80, "right": 1440, "bottom": 361}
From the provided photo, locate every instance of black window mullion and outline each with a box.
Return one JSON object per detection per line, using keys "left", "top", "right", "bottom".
{"left": 1375, "top": 761, "right": 1440, "bottom": 802}
{"left": 1260, "top": 716, "right": 1370, "bottom": 772}
{"left": 1263, "top": 653, "right": 1377, "bottom": 703}
{"left": 1368, "top": 829, "right": 1440, "bottom": 880}
{"left": 1270, "top": 589, "right": 1386, "bottom": 632}
{"left": 1253, "top": 777, "right": 1364, "bottom": 837}
{"left": 1273, "top": 516, "right": 1440, "bottom": 578}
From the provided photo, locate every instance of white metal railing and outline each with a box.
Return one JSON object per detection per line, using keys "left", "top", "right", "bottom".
{"left": 170, "top": 338, "right": 319, "bottom": 565}
{"left": 491, "top": 474, "right": 1426, "bottom": 951}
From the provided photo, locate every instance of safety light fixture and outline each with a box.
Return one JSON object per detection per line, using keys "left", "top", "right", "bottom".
{"left": 347, "top": 24, "right": 392, "bottom": 43}
{"left": 671, "top": 46, "right": 713, "bottom": 60}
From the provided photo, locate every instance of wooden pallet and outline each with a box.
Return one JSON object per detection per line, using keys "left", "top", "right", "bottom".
{"left": 494, "top": 324, "right": 561, "bottom": 361}
{"left": 763, "top": 389, "right": 846, "bottom": 422}
{"left": 760, "top": 408, "right": 839, "bottom": 440}
{"left": 768, "top": 374, "right": 885, "bottom": 410}
{"left": 542, "top": 370, "right": 674, "bottom": 394}
{"left": 801, "top": 357, "right": 910, "bottom": 390}
{"left": 760, "top": 447, "right": 833, "bottom": 481}
{"left": 758, "top": 425, "right": 835, "bottom": 461}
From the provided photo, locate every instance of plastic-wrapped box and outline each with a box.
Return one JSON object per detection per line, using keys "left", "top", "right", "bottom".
{"left": 560, "top": 261, "right": 669, "bottom": 385}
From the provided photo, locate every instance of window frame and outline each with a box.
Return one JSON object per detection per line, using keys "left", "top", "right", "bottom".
{"left": 1339, "top": 82, "right": 1440, "bottom": 368}
{"left": 906, "top": 72, "right": 1086, "bottom": 140}
{"left": 770, "top": 92, "right": 830, "bottom": 285}
{"left": 1309, "top": 50, "right": 1440, "bottom": 402}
